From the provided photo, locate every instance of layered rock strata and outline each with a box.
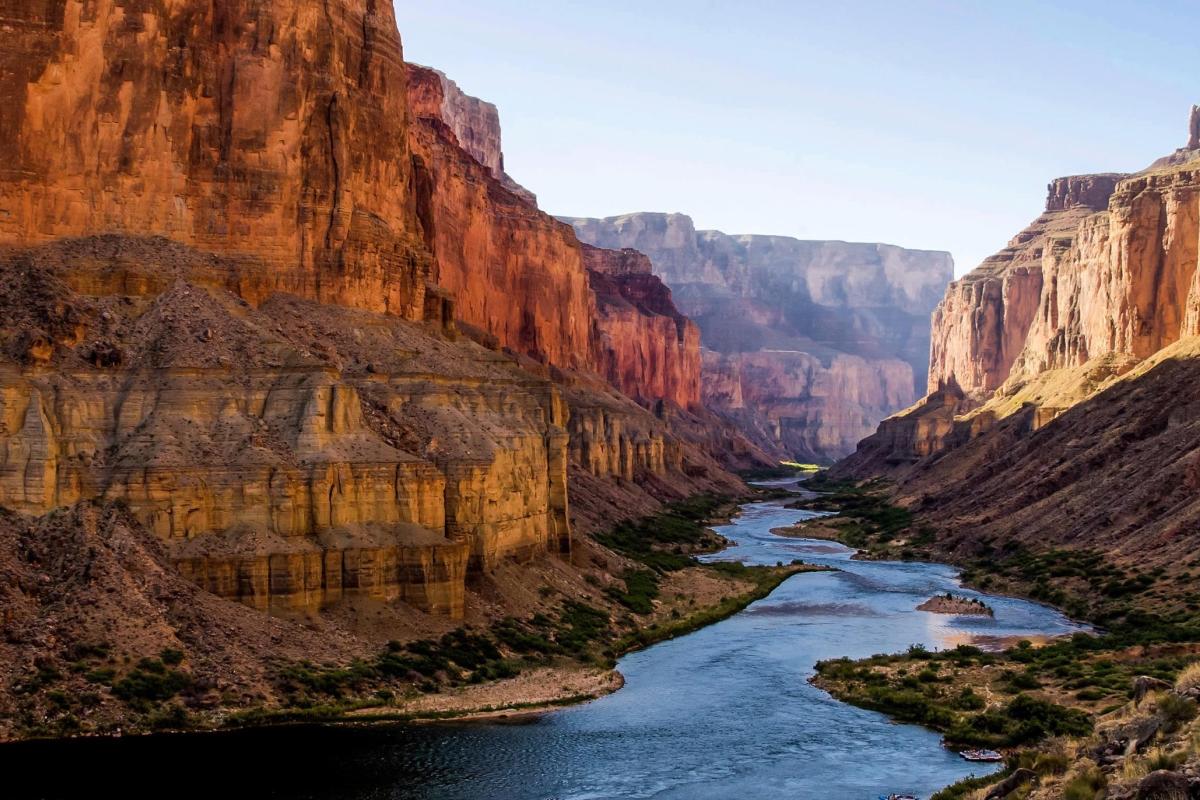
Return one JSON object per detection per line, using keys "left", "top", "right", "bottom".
{"left": 567, "top": 213, "right": 952, "bottom": 460}
{"left": 406, "top": 64, "right": 536, "bottom": 204}
{"left": 582, "top": 245, "right": 701, "bottom": 410}
{"left": 0, "top": 0, "right": 749, "bottom": 633}
{"left": 0, "top": 237, "right": 576, "bottom": 617}
{"left": 835, "top": 110, "right": 1200, "bottom": 557}
{"left": 405, "top": 66, "right": 706, "bottom": 417}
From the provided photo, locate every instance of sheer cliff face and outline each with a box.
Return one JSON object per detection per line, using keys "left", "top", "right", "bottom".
{"left": 838, "top": 114, "right": 1200, "bottom": 556}
{"left": 567, "top": 213, "right": 953, "bottom": 460}
{"left": 406, "top": 66, "right": 703, "bottom": 409}
{"left": 406, "top": 64, "right": 536, "bottom": 205}
{"left": 0, "top": 0, "right": 429, "bottom": 318}
{"left": 929, "top": 162, "right": 1200, "bottom": 404}
{"left": 0, "top": 0, "right": 737, "bottom": 634}
{"left": 582, "top": 245, "right": 701, "bottom": 410}
{"left": 0, "top": 237, "right": 575, "bottom": 618}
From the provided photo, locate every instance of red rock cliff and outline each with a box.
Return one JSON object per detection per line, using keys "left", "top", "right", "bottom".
{"left": 582, "top": 245, "right": 701, "bottom": 409}
{"left": 0, "top": 0, "right": 430, "bottom": 318}
{"left": 927, "top": 174, "right": 1124, "bottom": 401}
{"left": 406, "top": 65, "right": 704, "bottom": 412}
{"left": 843, "top": 112, "right": 1200, "bottom": 474}
{"left": 405, "top": 64, "right": 536, "bottom": 204}
{"left": 929, "top": 156, "right": 1200, "bottom": 402}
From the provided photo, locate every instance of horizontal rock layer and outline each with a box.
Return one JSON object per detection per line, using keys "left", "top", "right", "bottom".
{"left": 583, "top": 245, "right": 701, "bottom": 409}
{"left": 0, "top": 237, "right": 576, "bottom": 618}
{"left": 406, "top": 64, "right": 536, "bottom": 205}
{"left": 928, "top": 161, "right": 1200, "bottom": 402}
{"left": 0, "top": 0, "right": 751, "bottom": 637}
{"left": 407, "top": 69, "right": 704, "bottom": 412}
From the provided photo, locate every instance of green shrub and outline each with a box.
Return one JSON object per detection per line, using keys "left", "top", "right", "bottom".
{"left": 1158, "top": 692, "right": 1198, "bottom": 730}
{"left": 606, "top": 569, "right": 660, "bottom": 614}
{"left": 112, "top": 666, "right": 191, "bottom": 706}
{"left": 1062, "top": 766, "right": 1106, "bottom": 800}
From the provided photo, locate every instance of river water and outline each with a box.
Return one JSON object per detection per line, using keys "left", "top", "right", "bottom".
{"left": 3, "top": 485, "right": 1084, "bottom": 800}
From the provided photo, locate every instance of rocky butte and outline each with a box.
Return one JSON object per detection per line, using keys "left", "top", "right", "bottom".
{"left": 0, "top": 0, "right": 771, "bottom": 738}
{"left": 566, "top": 213, "right": 953, "bottom": 461}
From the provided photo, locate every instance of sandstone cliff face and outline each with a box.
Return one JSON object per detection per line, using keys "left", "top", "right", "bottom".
{"left": 408, "top": 112, "right": 596, "bottom": 370}
{"left": 0, "top": 0, "right": 746, "bottom": 634}
{"left": 927, "top": 151, "right": 1200, "bottom": 408}
{"left": 567, "top": 213, "right": 951, "bottom": 460}
{"left": 583, "top": 245, "right": 701, "bottom": 410}
{"left": 838, "top": 113, "right": 1200, "bottom": 552}
{"left": 0, "top": 237, "right": 576, "bottom": 617}
{"left": 928, "top": 175, "right": 1124, "bottom": 401}
{"left": 406, "top": 68, "right": 706, "bottom": 415}
{"left": 0, "top": 0, "right": 430, "bottom": 318}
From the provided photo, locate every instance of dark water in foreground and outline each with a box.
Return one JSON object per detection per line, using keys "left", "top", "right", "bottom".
{"left": 2, "top": 485, "right": 1084, "bottom": 800}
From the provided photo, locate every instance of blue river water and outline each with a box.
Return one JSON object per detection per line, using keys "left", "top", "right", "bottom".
{"left": 1, "top": 485, "right": 1084, "bottom": 800}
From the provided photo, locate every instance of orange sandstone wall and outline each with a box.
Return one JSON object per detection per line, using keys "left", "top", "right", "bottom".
{"left": 406, "top": 64, "right": 704, "bottom": 410}
{"left": 0, "top": 0, "right": 430, "bottom": 317}
{"left": 929, "top": 164, "right": 1200, "bottom": 402}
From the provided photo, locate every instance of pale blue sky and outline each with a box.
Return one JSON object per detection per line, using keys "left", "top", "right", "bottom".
{"left": 396, "top": 1, "right": 1198, "bottom": 275}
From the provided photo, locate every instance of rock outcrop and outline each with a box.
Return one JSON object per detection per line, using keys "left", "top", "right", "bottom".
{"left": 406, "top": 64, "right": 536, "bottom": 205}
{"left": 0, "top": 236, "right": 576, "bottom": 617}
{"left": 567, "top": 213, "right": 953, "bottom": 460}
{"left": 406, "top": 66, "right": 707, "bottom": 418}
{"left": 0, "top": 0, "right": 751, "bottom": 636}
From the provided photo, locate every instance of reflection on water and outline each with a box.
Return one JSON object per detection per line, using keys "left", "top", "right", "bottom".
{"left": 1, "top": 484, "right": 1085, "bottom": 800}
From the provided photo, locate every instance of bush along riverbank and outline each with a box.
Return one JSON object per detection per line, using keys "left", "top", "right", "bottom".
{"left": 10, "top": 488, "right": 824, "bottom": 739}
{"left": 798, "top": 476, "right": 1200, "bottom": 799}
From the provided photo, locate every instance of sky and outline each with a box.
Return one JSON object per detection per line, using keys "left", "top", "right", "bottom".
{"left": 395, "top": 1, "right": 1199, "bottom": 276}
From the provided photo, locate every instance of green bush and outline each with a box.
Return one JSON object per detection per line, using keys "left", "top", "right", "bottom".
{"left": 606, "top": 569, "right": 660, "bottom": 614}
{"left": 1157, "top": 692, "right": 1198, "bottom": 730}
{"left": 1062, "top": 766, "right": 1106, "bottom": 800}
{"left": 112, "top": 666, "right": 191, "bottom": 706}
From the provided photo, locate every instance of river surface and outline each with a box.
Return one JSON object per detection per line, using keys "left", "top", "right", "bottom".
{"left": 3, "top": 484, "right": 1085, "bottom": 800}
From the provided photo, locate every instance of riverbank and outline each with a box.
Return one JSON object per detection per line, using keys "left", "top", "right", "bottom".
{"left": 217, "top": 558, "right": 819, "bottom": 732}
{"left": 0, "top": 483, "right": 1090, "bottom": 800}
{"left": 795, "top": 476, "right": 1200, "bottom": 799}
{"left": 2, "top": 487, "right": 829, "bottom": 742}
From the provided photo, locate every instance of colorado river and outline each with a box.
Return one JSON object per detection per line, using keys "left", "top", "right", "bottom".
{"left": 3, "top": 488, "right": 1084, "bottom": 799}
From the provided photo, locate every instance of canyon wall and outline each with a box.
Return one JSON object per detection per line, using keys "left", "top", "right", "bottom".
{"left": 405, "top": 64, "right": 536, "bottom": 205}
{"left": 582, "top": 244, "right": 701, "bottom": 410}
{"left": 405, "top": 65, "right": 704, "bottom": 413}
{"left": 0, "top": 0, "right": 430, "bottom": 318}
{"left": 0, "top": 237, "right": 575, "bottom": 618}
{"left": 837, "top": 112, "right": 1200, "bottom": 538}
{"left": 567, "top": 213, "right": 953, "bottom": 460}
{"left": 0, "top": 0, "right": 746, "bottom": 634}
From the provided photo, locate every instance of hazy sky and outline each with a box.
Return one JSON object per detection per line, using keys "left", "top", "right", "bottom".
{"left": 396, "top": 1, "right": 1198, "bottom": 275}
